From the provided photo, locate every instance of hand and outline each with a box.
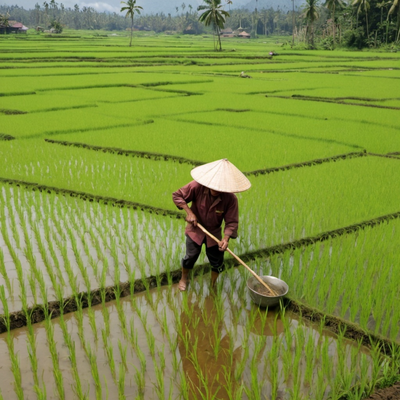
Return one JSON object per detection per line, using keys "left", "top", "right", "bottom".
{"left": 185, "top": 212, "right": 197, "bottom": 227}
{"left": 218, "top": 237, "right": 229, "bottom": 252}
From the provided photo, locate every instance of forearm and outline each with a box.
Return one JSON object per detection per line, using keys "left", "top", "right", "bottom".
{"left": 181, "top": 203, "right": 197, "bottom": 226}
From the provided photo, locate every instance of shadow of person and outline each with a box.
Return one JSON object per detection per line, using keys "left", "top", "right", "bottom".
{"left": 177, "top": 294, "right": 285, "bottom": 400}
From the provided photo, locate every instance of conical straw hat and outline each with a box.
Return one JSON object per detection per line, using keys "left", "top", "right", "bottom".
{"left": 191, "top": 159, "right": 251, "bottom": 193}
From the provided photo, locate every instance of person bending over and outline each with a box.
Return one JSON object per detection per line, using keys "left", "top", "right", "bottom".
{"left": 172, "top": 159, "right": 251, "bottom": 291}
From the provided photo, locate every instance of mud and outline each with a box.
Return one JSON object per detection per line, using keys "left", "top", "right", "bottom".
{"left": 0, "top": 133, "right": 15, "bottom": 140}
{"left": 365, "top": 383, "right": 400, "bottom": 399}
{"left": 0, "top": 109, "right": 27, "bottom": 115}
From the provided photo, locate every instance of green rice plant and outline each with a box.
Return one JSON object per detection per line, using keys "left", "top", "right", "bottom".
{"left": 87, "top": 344, "right": 102, "bottom": 400}
{"left": 58, "top": 309, "right": 88, "bottom": 399}
{"left": 0, "top": 217, "right": 29, "bottom": 312}
{"left": 74, "top": 303, "right": 87, "bottom": 349}
{"left": 244, "top": 347, "right": 263, "bottom": 400}
{"left": 133, "top": 366, "right": 145, "bottom": 400}
{"left": 211, "top": 317, "right": 222, "bottom": 361}
{"left": 88, "top": 307, "right": 98, "bottom": 342}
{"left": 67, "top": 225, "right": 92, "bottom": 293}
{"left": 26, "top": 312, "right": 40, "bottom": 390}
{"left": 303, "top": 330, "right": 316, "bottom": 386}
{"left": 153, "top": 348, "right": 167, "bottom": 400}
{"left": 44, "top": 316, "right": 65, "bottom": 400}
{"left": 118, "top": 340, "right": 128, "bottom": 371}
{"left": 42, "top": 219, "right": 67, "bottom": 287}
{"left": 33, "top": 222, "right": 64, "bottom": 302}
{"left": 145, "top": 325, "right": 157, "bottom": 359}
{"left": 59, "top": 240, "right": 79, "bottom": 298}
{"left": 8, "top": 342, "right": 24, "bottom": 400}
{"left": 314, "top": 367, "right": 329, "bottom": 400}
{"left": 117, "top": 362, "right": 126, "bottom": 400}
{"left": 266, "top": 334, "right": 282, "bottom": 399}
{"left": 101, "top": 295, "right": 111, "bottom": 338}
{"left": 0, "top": 248, "right": 12, "bottom": 295}
{"left": 0, "top": 286, "right": 23, "bottom": 399}
{"left": 102, "top": 329, "right": 117, "bottom": 382}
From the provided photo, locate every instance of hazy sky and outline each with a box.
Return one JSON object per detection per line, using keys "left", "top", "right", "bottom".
{"left": 1, "top": 0, "right": 244, "bottom": 14}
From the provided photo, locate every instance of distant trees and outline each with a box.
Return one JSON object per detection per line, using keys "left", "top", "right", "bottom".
{"left": 198, "top": 0, "right": 230, "bottom": 50}
{"left": 353, "top": 0, "right": 370, "bottom": 38}
{"left": 120, "top": 0, "right": 143, "bottom": 46}
{"left": 0, "top": 1, "right": 399, "bottom": 48}
{"left": 324, "top": 0, "right": 345, "bottom": 47}
{"left": 50, "top": 19, "right": 63, "bottom": 33}
{"left": 302, "top": 0, "right": 320, "bottom": 47}
{"left": 0, "top": 12, "right": 10, "bottom": 32}
{"left": 388, "top": 0, "right": 400, "bottom": 41}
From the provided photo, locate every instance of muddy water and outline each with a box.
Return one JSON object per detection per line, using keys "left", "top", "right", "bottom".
{"left": 0, "top": 184, "right": 185, "bottom": 314}
{"left": 0, "top": 269, "right": 376, "bottom": 400}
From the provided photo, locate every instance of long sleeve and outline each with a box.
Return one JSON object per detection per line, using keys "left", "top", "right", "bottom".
{"left": 223, "top": 195, "right": 239, "bottom": 239}
{"left": 172, "top": 180, "right": 199, "bottom": 210}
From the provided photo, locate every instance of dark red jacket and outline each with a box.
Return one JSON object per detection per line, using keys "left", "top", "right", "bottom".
{"left": 172, "top": 181, "right": 239, "bottom": 247}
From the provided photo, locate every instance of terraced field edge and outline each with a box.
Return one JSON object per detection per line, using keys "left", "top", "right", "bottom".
{"left": 44, "top": 139, "right": 368, "bottom": 174}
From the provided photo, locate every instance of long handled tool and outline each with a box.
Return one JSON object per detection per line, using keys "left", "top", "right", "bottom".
{"left": 196, "top": 223, "right": 278, "bottom": 297}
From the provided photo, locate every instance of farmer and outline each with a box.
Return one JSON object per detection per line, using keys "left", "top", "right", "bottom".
{"left": 172, "top": 159, "right": 251, "bottom": 291}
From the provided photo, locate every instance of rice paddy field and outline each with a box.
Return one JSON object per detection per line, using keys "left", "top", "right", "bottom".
{"left": 0, "top": 30, "right": 400, "bottom": 400}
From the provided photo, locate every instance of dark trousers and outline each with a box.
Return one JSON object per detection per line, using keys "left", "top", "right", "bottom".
{"left": 182, "top": 235, "right": 225, "bottom": 274}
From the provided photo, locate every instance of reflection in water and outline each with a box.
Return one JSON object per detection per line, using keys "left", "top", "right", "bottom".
{"left": 178, "top": 293, "right": 285, "bottom": 400}
{"left": 0, "top": 271, "right": 377, "bottom": 400}
{"left": 178, "top": 295, "right": 240, "bottom": 399}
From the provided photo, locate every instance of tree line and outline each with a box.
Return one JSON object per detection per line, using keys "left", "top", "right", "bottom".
{"left": 0, "top": 0, "right": 399, "bottom": 49}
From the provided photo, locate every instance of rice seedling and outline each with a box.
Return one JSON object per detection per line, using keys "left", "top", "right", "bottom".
{"left": 102, "top": 328, "right": 117, "bottom": 382}
{"left": 86, "top": 344, "right": 103, "bottom": 400}
{"left": 44, "top": 316, "right": 65, "bottom": 400}
{"left": 1, "top": 34, "right": 400, "bottom": 400}
{"left": 58, "top": 307, "right": 89, "bottom": 399}
{"left": 0, "top": 248, "right": 12, "bottom": 295}
{"left": 117, "top": 362, "right": 126, "bottom": 400}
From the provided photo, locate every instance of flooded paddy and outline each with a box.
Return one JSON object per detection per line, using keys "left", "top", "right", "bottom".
{"left": 0, "top": 184, "right": 184, "bottom": 314}
{"left": 0, "top": 277, "right": 378, "bottom": 400}
{"left": 1, "top": 32, "right": 400, "bottom": 399}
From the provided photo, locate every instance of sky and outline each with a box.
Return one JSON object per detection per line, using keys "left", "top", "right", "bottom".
{"left": 2, "top": 0, "right": 250, "bottom": 15}
{"left": 2, "top": 0, "right": 300, "bottom": 16}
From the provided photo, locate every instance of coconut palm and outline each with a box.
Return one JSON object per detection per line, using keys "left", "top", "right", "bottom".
{"left": 352, "top": 0, "right": 370, "bottom": 39}
{"left": 301, "top": 0, "right": 320, "bottom": 48}
{"left": 198, "top": 0, "right": 230, "bottom": 51}
{"left": 324, "top": 0, "right": 345, "bottom": 47}
{"left": 120, "top": 0, "right": 143, "bottom": 47}
{"left": 388, "top": 0, "right": 400, "bottom": 42}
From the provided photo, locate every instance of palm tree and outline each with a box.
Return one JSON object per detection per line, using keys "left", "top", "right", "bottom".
{"left": 301, "top": 0, "right": 320, "bottom": 48}
{"left": 198, "top": 0, "right": 230, "bottom": 51}
{"left": 388, "top": 0, "right": 400, "bottom": 42}
{"left": 352, "top": 0, "right": 370, "bottom": 39}
{"left": 324, "top": 0, "right": 344, "bottom": 47}
{"left": 120, "top": 0, "right": 143, "bottom": 47}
